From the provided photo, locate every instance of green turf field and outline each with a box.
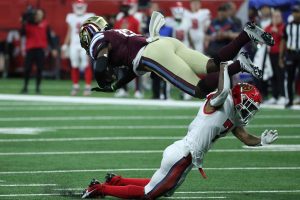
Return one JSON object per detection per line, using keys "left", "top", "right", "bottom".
{"left": 0, "top": 79, "right": 299, "bottom": 200}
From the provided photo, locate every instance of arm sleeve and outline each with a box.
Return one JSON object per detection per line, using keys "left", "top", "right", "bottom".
{"left": 89, "top": 32, "right": 108, "bottom": 60}
{"left": 210, "top": 63, "right": 230, "bottom": 107}
{"left": 114, "top": 67, "right": 137, "bottom": 89}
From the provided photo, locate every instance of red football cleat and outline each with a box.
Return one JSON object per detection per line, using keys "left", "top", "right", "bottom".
{"left": 82, "top": 179, "right": 104, "bottom": 199}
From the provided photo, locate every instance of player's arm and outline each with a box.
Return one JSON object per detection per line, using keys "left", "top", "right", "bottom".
{"left": 232, "top": 126, "right": 278, "bottom": 146}
{"left": 208, "top": 61, "right": 231, "bottom": 108}
{"left": 188, "top": 31, "right": 195, "bottom": 50}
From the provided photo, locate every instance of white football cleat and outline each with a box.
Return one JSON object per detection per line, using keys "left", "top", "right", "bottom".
{"left": 238, "top": 51, "right": 263, "bottom": 79}
{"left": 244, "top": 22, "right": 275, "bottom": 46}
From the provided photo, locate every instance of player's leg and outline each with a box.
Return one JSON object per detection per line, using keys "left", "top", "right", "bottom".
{"left": 21, "top": 49, "right": 34, "bottom": 93}
{"left": 69, "top": 46, "right": 80, "bottom": 96}
{"left": 80, "top": 48, "right": 92, "bottom": 96}
{"left": 105, "top": 173, "right": 150, "bottom": 186}
{"left": 35, "top": 48, "right": 45, "bottom": 94}
{"left": 140, "top": 38, "right": 202, "bottom": 98}
{"left": 145, "top": 140, "right": 192, "bottom": 199}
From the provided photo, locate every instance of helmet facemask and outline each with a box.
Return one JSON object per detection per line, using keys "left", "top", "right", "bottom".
{"left": 235, "top": 93, "right": 260, "bottom": 125}
{"left": 232, "top": 83, "right": 262, "bottom": 126}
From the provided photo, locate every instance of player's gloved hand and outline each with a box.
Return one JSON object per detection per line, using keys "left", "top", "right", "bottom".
{"left": 91, "top": 83, "right": 116, "bottom": 93}
{"left": 260, "top": 129, "right": 278, "bottom": 145}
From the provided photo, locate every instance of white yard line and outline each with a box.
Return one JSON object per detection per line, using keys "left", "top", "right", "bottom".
{"left": 0, "top": 124, "right": 299, "bottom": 132}
{"left": 0, "top": 167, "right": 299, "bottom": 175}
{"left": 1, "top": 115, "right": 300, "bottom": 122}
{"left": 0, "top": 145, "right": 300, "bottom": 156}
{"left": 167, "top": 197, "right": 226, "bottom": 199}
{"left": 0, "top": 184, "right": 56, "bottom": 187}
{"left": 0, "top": 135, "right": 299, "bottom": 143}
{"left": 176, "top": 190, "right": 300, "bottom": 194}
{"left": 0, "top": 115, "right": 193, "bottom": 122}
{"left": 0, "top": 94, "right": 300, "bottom": 110}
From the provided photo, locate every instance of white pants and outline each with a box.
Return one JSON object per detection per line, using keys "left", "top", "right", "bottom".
{"left": 69, "top": 45, "right": 89, "bottom": 70}
{"left": 144, "top": 140, "right": 193, "bottom": 198}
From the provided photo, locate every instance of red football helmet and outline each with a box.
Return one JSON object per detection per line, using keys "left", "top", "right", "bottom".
{"left": 231, "top": 83, "right": 262, "bottom": 125}
{"left": 73, "top": 0, "right": 87, "bottom": 16}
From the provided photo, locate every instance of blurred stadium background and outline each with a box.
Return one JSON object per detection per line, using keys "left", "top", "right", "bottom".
{"left": 0, "top": 0, "right": 300, "bottom": 199}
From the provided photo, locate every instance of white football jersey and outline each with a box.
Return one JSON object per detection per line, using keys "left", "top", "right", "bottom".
{"left": 165, "top": 17, "right": 192, "bottom": 47}
{"left": 184, "top": 93, "right": 242, "bottom": 167}
{"left": 185, "top": 9, "right": 210, "bottom": 52}
{"left": 66, "top": 13, "right": 94, "bottom": 46}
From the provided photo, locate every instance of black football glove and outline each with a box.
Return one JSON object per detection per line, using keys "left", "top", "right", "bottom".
{"left": 91, "top": 82, "right": 117, "bottom": 93}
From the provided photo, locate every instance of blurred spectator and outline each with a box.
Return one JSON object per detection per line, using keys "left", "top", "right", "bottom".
{"left": 114, "top": 0, "right": 143, "bottom": 98}
{"left": 225, "top": 1, "right": 242, "bottom": 31}
{"left": 279, "top": 5, "right": 300, "bottom": 108}
{"left": 258, "top": 5, "right": 272, "bottom": 28}
{"left": 0, "top": 32, "right": 5, "bottom": 76}
{"left": 186, "top": 0, "right": 211, "bottom": 53}
{"left": 20, "top": 7, "right": 57, "bottom": 94}
{"left": 264, "top": 10, "right": 286, "bottom": 105}
{"left": 205, "top": 4, "right": 237, "bottom": 58}
{"left": 62, "top": 0, "right": 94, "bottom": 96}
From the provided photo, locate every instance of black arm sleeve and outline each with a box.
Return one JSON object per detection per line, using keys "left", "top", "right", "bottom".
{"left": 94, "top": 56, "right": 109, "bottom": 88}
{"left": 114, "top": 67, "right": 137, "bottom": 89}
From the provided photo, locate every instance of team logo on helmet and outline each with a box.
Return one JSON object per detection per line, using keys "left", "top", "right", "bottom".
{"left": 232, "top": 83, "right": 262, "bottom": 125}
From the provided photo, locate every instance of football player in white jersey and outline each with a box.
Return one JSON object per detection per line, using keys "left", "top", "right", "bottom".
{"left": 62, "top": 0, "right": 94, "bottom": 96}
{"left": 165, "top": 2, "right": 194, "bottom": 48}
{"left": 82, "top": 61, "right": 278, "bottom": 199}
{"left": 186, "top": 0, "right": 211, "bottom": 53}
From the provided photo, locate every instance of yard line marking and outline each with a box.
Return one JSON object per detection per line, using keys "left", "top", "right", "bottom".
{"left": 0, "top": 124, "right": 299, "bottom": 131}
{"left": 0, "top": 193, "right": 226, "bottom": 199}
{"left": 0, "top": 128, "right": 53, "bottom": 135}
{"left": 0, "top": 145, "right": 300, "bottom": 156}
{"left": 0, "top": 94, "right": 202, "bottom": 108}
{"left": 167, "top": 197, "right": 226, "bottom": 199}
{"left": 0, "top": 194, "right": 61, "bottom": 197}
{"left": 176, "top": 190, "right": 300, "bottom": 194}
{"left": 1, "top": 115, "right": 300, "bottom": 122}
{"left": 0, "top": 94, "right": 300, "bottom": 110}
{"left": 243, "top": 144, "right": 300, "bottom": 151}
{"left": 0, "top": 167, "right": 299, "bottom": 175}
{"left": 0, "top": 135, "right": 299, "bottom": 143}
{"left": 0, "top": 115, "right": 193, "bottom": 122}
{"left": 0, "top": 184, "right": 57, "bottom": 187}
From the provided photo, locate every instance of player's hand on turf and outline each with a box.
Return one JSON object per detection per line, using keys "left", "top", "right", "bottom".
{"left": 261, "top": 129, "right": 278, "bottom": 145}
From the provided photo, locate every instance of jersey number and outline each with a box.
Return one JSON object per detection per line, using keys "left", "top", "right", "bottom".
{"left": 212, "top": 119, "right": 233, "bottom": 142}
{"left": 114, "top": 29, "right": 138, "bottom": 37}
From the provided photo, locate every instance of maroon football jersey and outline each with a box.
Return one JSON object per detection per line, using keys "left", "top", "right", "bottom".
{"left": 89, "top": 29, "right": 148, "bottom": 68}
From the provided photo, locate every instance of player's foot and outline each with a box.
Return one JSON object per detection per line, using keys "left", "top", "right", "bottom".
{"left": 20, "top": 88, "right": 28, "bottom": 94}
{"left": 238, "top": 51, "right": 262, "bottom": 79}
{"left": 114, "top": 88, "right": 129, "bottom": 98}
{"left": 83, "top": 86, "right": 91, "bottom": 96}
{"left": 105, "top": 173, "right": 122, "bottom": 185}
{"left": 244, "top": 22, "right": 274, "bottom": 46}
{"left": 71, "top": 86, "right": 80, "bottom": 96}
{"left": 82, "top": 179, "right": 104, "bottom": 199}
{"left": 134, "top": 91, "right": 144, "bottom": 99}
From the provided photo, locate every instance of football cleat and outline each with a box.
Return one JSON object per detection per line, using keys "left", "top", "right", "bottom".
{"left": 244, "top": 22, "right": 275, "bottom": 46}
{"left": 104, "top": 173, "right": 122, "bottom": 185}
{"left": 105, "top": 173, "right": 116, "bottom": 184}
{"left": 71, "top": 87, "right": 80, "bottom": 96}
{"left": 238, "top": 51, "right": 262, "bottom": 79}
{"left": 82, "top": 179, "right": 104, "bottom": 199}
